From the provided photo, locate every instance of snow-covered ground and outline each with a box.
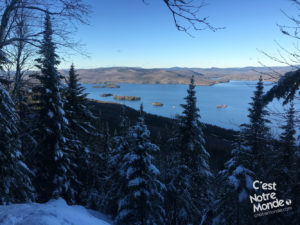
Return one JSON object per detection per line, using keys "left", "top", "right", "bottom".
{"left": 0, "top": 198, "right": 112, "bottom": 225}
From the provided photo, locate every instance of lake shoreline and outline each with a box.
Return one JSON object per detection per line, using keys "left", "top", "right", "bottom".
{"left": 82, "top": 79, "right": 276, "bottom": 87}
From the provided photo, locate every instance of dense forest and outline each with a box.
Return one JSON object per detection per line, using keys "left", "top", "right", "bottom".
{"left": 0, "top": 1, "right": 300, "bottom": 225}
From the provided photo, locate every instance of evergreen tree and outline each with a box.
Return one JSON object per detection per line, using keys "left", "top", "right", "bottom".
{"left": 95, "top": 121, "right": 112, "bottom": 211}
{"left": 242, "top": 76, "right": 270, "bottom": 177}
{"left": 116, "top": 105, "right": 165, "bottom": 225}
{"left": 106, "top": 109, "right": 130, "bottom": 216}
{"left": 101, "top": 122, "right": 112, "bottom": 174}
{"left": 213, "top": 134, "right": 255, "bottom": 225}
{"left": 163, "top": 127, "right": 184, "bottom": 225}
{"left": 165, "top": 76, "right": 211, "bottom": 224}
{"left": 81, "top": 112, "right": 107, "bottom": 210}
{"left": 215, "top": 77, "right": 272, "bottom": 225}
{"left": 279, "top": 102, "right": 296, "bottom": 167}
{"left": 14, "top": 85, "right": 37, "bottom": 160}
{"left": 64, "top": 64, "right": 97, "bottom": 204}
{"left": 0, "top": 82, "right": 35, "bottom": 204}
{"left": 65, "top": 64, "right": 96, "bottom": 138}
{"left": 84, "top": 148, "right": 103, "bottom": 210}
{"left": 268, "top": 102, "right": 298, "bottom": 224}
{"left": 31, "top": 13, "right": 76, "bottom": 202}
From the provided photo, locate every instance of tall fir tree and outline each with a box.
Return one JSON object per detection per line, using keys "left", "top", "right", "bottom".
{"left": 279, "top": 102, "right": 296, "bottom": 170}
{"left": 106, "top": 109, "right": 130, "bottom": 216}
{"left": 64, "top": 64, "right": 97, "bottom": 204}
{"left": 31, "top": 12, "right": 76, "bottom": 202}
{"left": 116, "top": 105, "right": 165, "bottom": 225}
{"left": 213, "top": 134, "right": 255, "bottom": 225}
{"left": 65, "top": 64, "right": 96, "bottom": 138}
{"left": 96, "top": 121, "right": 113, "bottom": 211}
{"left": 214, "top": 77, "right": 272, "bottom": 225}
{"left": 242, "top": 76, "right": 271, "bottom": 178}
{"left": 0, "top": 83, "right": 35, "bottom": 204}
{"left": 177, "top": 76, "right": 212, "bottom": 224}
{"left": 164, "top": 76, "right": 212, "bottom": 224}
{"left": 268, "top": 102, "right": 298, "bottom": 224}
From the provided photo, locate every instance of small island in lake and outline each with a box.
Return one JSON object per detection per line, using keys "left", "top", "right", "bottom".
{"left": 92, "top": 83, "right": 120, "bottom": 88}
{"left": 152, "top": 102, "right": 163, "bottom": 107}
{"left": 100, "top": 93, "right": 113, "bottom": 97}
{"left": 104, "top": 83, "right": 120, "bottom": 88}
{"left": 216, "top": 104, "right": 227, "bottom": 109}
{"left": 114, "top": 95, "right": 141, "bottom": 101}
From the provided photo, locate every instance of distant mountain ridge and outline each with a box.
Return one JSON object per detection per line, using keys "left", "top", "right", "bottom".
{"left": 59, "top": 66, "right": 293, "bottom": 86}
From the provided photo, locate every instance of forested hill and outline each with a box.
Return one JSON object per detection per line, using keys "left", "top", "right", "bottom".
{"left": 89, "top": 99, "right": 238, "bottom": 171}
{"left": 59, "top": 66, "right": 291, "bottom": 86}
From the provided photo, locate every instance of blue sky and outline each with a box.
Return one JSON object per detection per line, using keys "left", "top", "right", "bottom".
{"left": 59, "top": 0, "right": 299, "bottom": 69}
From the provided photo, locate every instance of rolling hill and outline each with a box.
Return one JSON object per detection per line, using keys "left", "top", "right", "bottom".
{"left": 59, "top": 66, "right": 293, "bottom": 86}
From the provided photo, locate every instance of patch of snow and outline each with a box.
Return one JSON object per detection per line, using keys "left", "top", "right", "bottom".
{"left": 228, "top": 175, "right": 239, "bottom": 189}
{"left": 128, "top": 177, "right": 145, "bottom": 187}
{"left": 48, "top": 111, "right": 54, "bottom": 118}
{"left": 17, "top": 161, "right": 30, "bottom": 171}
{"left": 149, "top": 164, "right": 160, "bottom": 175}
{"left": 245, "top": 175, "right": 253, "bottom": 190}
{"left": 0, "top": 198, "right": 112, "bottom": 225}
{"left": 238, "top": 188, "right": 248, "bottom": 202}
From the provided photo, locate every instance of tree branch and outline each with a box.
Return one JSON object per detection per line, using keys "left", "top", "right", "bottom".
{"left": 162, "top": 0, "right": 224, "bottom": 36}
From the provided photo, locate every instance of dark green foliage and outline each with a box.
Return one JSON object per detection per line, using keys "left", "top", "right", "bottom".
{"left": 263, "top": 70, "right": 300, "bottom": 105}
{"left": 213, "top": 135, "right": 255, "bottom": 225}
{"left": 241, "top": 76, "right": 271, "bottom": 177}
{"left": 30, "top": 13, "right": 76, "bottom": 202}
{"left": 164, "top": 76, "right": 212, "bottom": 224}
{"left": 64, "top": 64, "right": 98, "bottom": 204}
{"left": 105, "top": 109, "right": 130, "bottom": 217}
{"left": 65, "top": 64, "right": 95, "bottom": 133}
{"left": 214, "top": 77, "right": 274, "bottom": 225}
{"left": 279, "top": 102, "right": 296, "bottom": 166}
{"left": 0, "top": 84, "right": 35, "bottom": 204}
{"left": 116, "top": 106, "right": 165, "bottom": 225}
{"left": 268, "top": 102, "right": 299, "bottom": 224}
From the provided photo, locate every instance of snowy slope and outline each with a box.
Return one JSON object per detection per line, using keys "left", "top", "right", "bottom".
{"left": 0, "top": 198, "right": 112, "bottom": 225}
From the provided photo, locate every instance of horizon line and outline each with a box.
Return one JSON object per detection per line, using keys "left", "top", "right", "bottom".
{"left": 58, "top": 65, "right": 295, "bottom": 71}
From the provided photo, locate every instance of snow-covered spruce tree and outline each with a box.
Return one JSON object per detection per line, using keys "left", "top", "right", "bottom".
{"left": 275, "top": 102, "right": 296, "bottom": 192}
{"left": 167, "top": 76, "right": 211, "bottom": 224}
{"left": 161, "top": 120, "right": 179, "bottom": 225}
{"left": 214, "top": 77, "right": 271, "bottom": 225}
{"left": 14, "top": 84, "right": 37, "bottom": 160}
{"left": 100, "top": 122, "right": 112, "bottom": 174}
{"left": 91, "top": 121, "right": 113, "bottom": 211}
{"left": 0, "top": 81, "right": 35, "bottom": 204}
{"left": 64, "top": 64, "right": 98, "bottom": 204}
{"left": 116, "top": 105, "right": 165, "bottom": 225}
{"left": 267, "top": 102, "right": 298, "bottom": 224}
{"left": 213, "top": 134, "right": 255, "bottom": 225}
{"left": 30, "top": 13, "right": 76, "bottom": 203}
{"left": 106, "top": 109, "right": 130, "bottom": 217}
{"left": 242, "top": 76, "right": 271, "bottom": 178}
